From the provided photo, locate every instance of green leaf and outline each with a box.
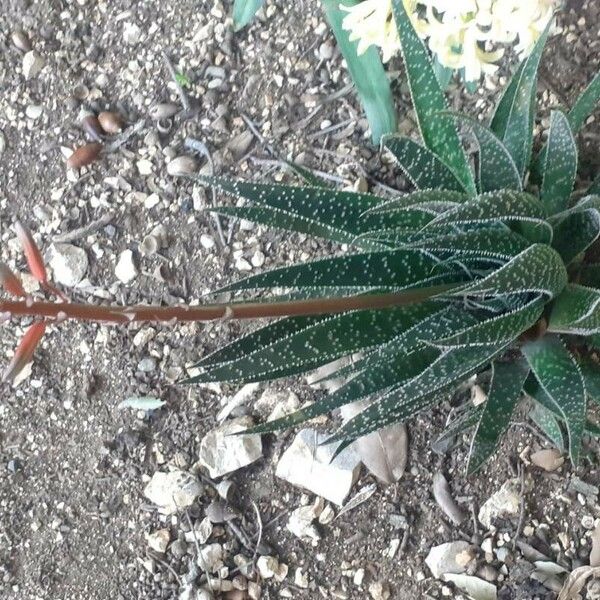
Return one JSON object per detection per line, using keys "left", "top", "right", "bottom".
{"left": 541, "top": 110, "right": 578, "bottom": 215}
{"left": 250, "top": 306, "right": 478, "bottom": 435}
{"left": 186, "top": 305, "right": 434, "bottom": 384}
{"left": 218, "top": 249, "right": 463, "bottom": 297}
{"left": 532, "top": 72, "right": 600, "bottom": 182}
{"left": 567, "top": 71, "right": 600, "bottom": 133}
{"left": 490, "top": 60, "right": 526, "bottom": 138}
{"left": 490, "top": 23, "right": 550, "bottom": 176}
{"left": 578, "top": 358, "right": 600, "bottom": 403}
{"left": 412, "top": 228, "right": 530, "bottom": 261}
{"left": 432, "top": 404, "right": 483, "bottom": 451}
{"left": 364, "top": 190, "right": 468, "bottom": 214}
{"left": 199, "top": 176, "right": 393, "bottom": 246}
{"left": 549, "top": 284, "right": 600, "bottom": 335}
{"left": 447, "top": 244, "right": 567, "bottom": 301}
{"left": 175, "top": 72, "right": 191, "bottom": 88}
{"left": 433, "top": 300, "right": 544, "bottom": 349}
{"left": 468, "top": 360, "right": 530, "bottom": 474}
{"left": 232, "top": 0, "right": 265, "bottom": 30}
{"left": 321, "top": 0, "right": 397, "bottom": 144}
{"left": 551, "top": 210, "right": 600, "bottom": 265}
{"left": 328, "top": 342, "right": 509, "bottom": 442}
{"left": 425, "top": 191, "right": 550, "bottom": 239}
{"left": 383, "top": 136, "right": 468, "bottom": 193}
{"left": 252, "top": 347, "right": 440, "bottom": 434}
{"left": 529, "top": 402, "right": 566, "bottom": 452}
{"left": 391, "top": 0, "right": 476, "bottom": 195}
{"left": 521, "top": 335, "right": 586, "bottom": 464}
{"left": 446, "top": 113, "right": 522, "bottom": 193}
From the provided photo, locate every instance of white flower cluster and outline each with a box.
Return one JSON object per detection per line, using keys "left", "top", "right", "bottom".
{"left": 341, "top": 0, "right": 558, "bottom": 82}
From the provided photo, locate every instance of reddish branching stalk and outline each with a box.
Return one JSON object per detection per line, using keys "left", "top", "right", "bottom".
{"left": 1, "top": 222, "right": 455, "bottom": 383}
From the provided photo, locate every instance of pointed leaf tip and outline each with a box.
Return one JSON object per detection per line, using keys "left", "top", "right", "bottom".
{"left": 2, "top": 321, "right": 47, "bottom": 384}
{"left": 14, "top": 221, "right": 47, "bottom": 285}
{"left": 0, "top": 263, "right": 26, "bottom": 298}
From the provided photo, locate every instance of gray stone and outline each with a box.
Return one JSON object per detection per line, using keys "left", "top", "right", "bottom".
{"left": 287, "top": 505, "right": 321, "bottom": 541}
{"left": 144, "top": 470, "right": 202, "bottom": 515}
{"left": 425, "top": 541, "right": 477, "bottom": 579}
{"left": 115, "top": 249, "right": 138, "bottom": 284}
{"left": 275, "top": 428, "right": 361, "bottom": 506}
{"left": 22, "top": 51, "right": 45, "bottom": 79}
{"left": 48, "top": 243, "right": 88, "bottom": 287}
{"left": 137, "top": 357, "right": 156, "bottom": 373}
{"left": 146, "top": 529, "right": 170, "bottom": 553}
{"left": 197, "top": 416, "right": 262, "bottom": 478}
{"left": 478, "top": 479, "right": 522, "bottom": 529}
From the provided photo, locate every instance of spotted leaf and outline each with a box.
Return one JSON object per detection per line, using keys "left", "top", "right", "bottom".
{"left": 445, "top": 113, "right": 522, "bottom": 193}
{"left": 391, "top": 0, "right": 476, "bottom": 196}
{"left": 383, "top": 136, "right": 467, "bottom": 193}
{"left": 522, "top": 335, "right": 586, "bottom": 464}
{"left": 541, "top": 111, "right": 577, "bottom": 215}
{"left": 467, "top": 360, "right": 530, "bottom": 474}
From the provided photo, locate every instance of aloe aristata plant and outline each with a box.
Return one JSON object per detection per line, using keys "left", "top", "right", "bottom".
{"left": 2, "top": 2, "right": 600, "bottom": 473}
{"left": 183, "top": 1, "right": 600, "bottom": 472}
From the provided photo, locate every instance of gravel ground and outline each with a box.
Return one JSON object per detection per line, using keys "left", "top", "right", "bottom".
{"left": 1, "top": 1, "right": 600, "bottom": 599}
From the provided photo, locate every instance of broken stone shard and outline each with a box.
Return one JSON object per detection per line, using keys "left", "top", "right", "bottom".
{"left": 275, "top": 428, "right": 361, "bottom": 506}
{"left": 478, "top": 478, "right": 522, "bottom": 529}
{"left": 425, "top": 541, "right": 477, "bottom": 579}
{"left": 143, "top": 469, "right": 202, "bottom": 515}
{"left": 198, "top": 416, "right": 262, "bottom": 478}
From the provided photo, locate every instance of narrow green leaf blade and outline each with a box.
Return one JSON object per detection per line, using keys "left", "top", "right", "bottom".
{"left": 468, "top": 360, "right": 530, "bottom": 474}
{"left": 186, "top": 305, "right": 434, "bottom": 384}
{"left": 391, "top": 0, "right": 476, "bottom": 195}
{"left": 551, "top": 210, "right": 600, "bottom": 266}
{"left": 283, "top": 160, "right": 329, "bottom": 188}
{"left": 250, "top": 346, "right": 439, "bottom": 434}
{"left": 251, "top": 308, "right": 479, "bottom": 435}
{"left": 549, "top": 284, "right": 600, "bottom": 335}
{"left": 447, "top": 244, "right": 567, "bottom": 301}
{"left": 433, "top": 300, "right": 543, "bottom": 349}
{"left": 529, "top": 401, "right": 566, "bottom": 452}
{"left": 321, "top": 0, "right": 396, "bottom": 143}
{"left": 491, "top": 24, "right": 550, "bottom": 175}
{"left": 578, "top": 358, "right": 600, "bottom": 403}
{"left": 412, "top": 228, "right": 530, "bottom": 261}
{"left": 219, "top": 249, "right": 462, "bottom": 296}
{"left": 541, "top": 110, "right": 578, "bottom": 215}
{"left": 522, "top": 335, "right": 586, "bottom": 464}
{"left": 567, "top": 71, "right": 600, "bottom": 133}
{"left": 200, "top": 176, "right": 428, "bottom": 246}
{"left": 490, "top": 60, "right": 526, "bottom": 139}
{"left": 383, "top": 136, "right": 467, "bottom": 193}
{"left": 425, "top": 191, "right": 549, "bottom": 236}
{"left": 232, "top": 0, "right": 265, "bottom": 30}
{"left": 447, "top": 113, "right": 522, "bottom": 193}
{"left": 328, "top": 343, "right": 508, "bottom": 442}
{"left": 532, "top": 72, "right": 600, "bottom": 182}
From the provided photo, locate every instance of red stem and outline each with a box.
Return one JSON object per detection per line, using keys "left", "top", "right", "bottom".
{"left": 0, "top": 284, "right": 455, "bottom": 324}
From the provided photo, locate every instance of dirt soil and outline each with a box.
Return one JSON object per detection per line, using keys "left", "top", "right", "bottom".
{"left": 1, "top": 1, "right": 600, "bottom": 599}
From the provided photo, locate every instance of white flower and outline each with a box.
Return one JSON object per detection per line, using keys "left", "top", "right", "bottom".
{"left": 340, "top": 0, "right": 559, "bottom": 82}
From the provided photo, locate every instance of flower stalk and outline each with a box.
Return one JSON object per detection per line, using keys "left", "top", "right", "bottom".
{"left": 0, "top": 284, "right": 454, "bottom": 324}
{"left": 1, "top": 221, "right": 457, "bottom": 383}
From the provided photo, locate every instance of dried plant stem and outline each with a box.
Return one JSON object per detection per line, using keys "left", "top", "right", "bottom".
{"left": 0, "top": 284, "right": 456, "bottom": 325}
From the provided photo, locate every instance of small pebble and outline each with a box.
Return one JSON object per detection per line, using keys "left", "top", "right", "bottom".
{"left": 115, "top": 249, "right": 138, "bottom": 284}
{"left": 22, "top": 50, "right": 45, "bottom": 79}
